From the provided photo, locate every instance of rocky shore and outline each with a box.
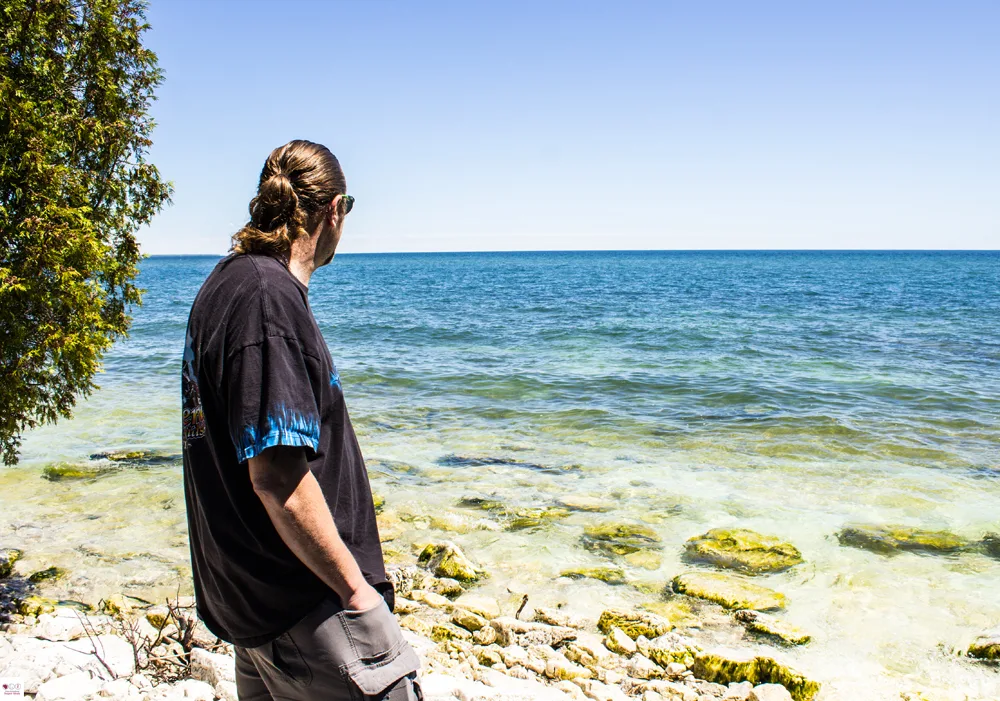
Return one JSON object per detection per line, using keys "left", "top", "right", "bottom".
{"left": 2, "top": 532, "right": 998, "bottom": 701}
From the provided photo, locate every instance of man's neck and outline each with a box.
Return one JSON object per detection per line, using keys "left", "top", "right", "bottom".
{"left": 287, "top": 238, "right": 317, "bottom": 288}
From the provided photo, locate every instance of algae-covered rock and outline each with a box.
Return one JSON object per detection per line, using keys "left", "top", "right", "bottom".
{"left": 474, "top": 645, "right": 504, "bottom": 667}
{"left": 544, "top": 655, "right": 593, "bottom": 681}
{"left": 0, "top": 548, "right": 23, "bottom": 578}
{"left": 684, "top": 529, "right": 803, "bottom": 574}
{"left": 560, "top": 567, "right": 627, "bottom": 585}
{"left": 692, "top": 648, "right": 820, "bottom": 701}
{"left": 640, "top": 600, "right": 699, "bottom": 629}
{"left": 968, "top": 627, "right": 1000, "bottom": 661}
{"left": 836, "top": 524, "right": 970, "bottom": 555}
{"left": 624, "top": 550, "right": 663, "bottom": 570}
{"left": 981, "top": 533, "right": 1000, "bottom": 560}
{"left": 582, "top": 523, "right": 662, "bottom": 556}
{"left": 505, "top": 507, "right": 571, "bottom": 531}
{"left": 451, "top": 609, "right": 489, "bottom": 632}
{"left": 418, "top": 541, "right": 485, "bottom": 583}
{"left": 457, "top": 495, "right": 508, "bottom": 512}
{"left": 604, "top": 626, "right": 638, "bottom": 656}
{"left": 27, "top": 567, "right": 67, "bottom": 584}
{"left": 372, "top": 493, "right": 386, "bottom": 513}
{"left": 16, "top": 595, "right": 57, "bottom": 617}
{"left": 42, "top": 462, "right": 119, "bottom": 481}
{"left": 734, "top": 610, "right": 811, "bottom": 646}
{"left": 598, "top": 608, "right": 672, "bottom": 639}
{"left": 431, "top": 622, "right": 473, "bottom": 642}
{"left": 89, "top": 449, "right": 180, "bottom": 466}
{"left": 640, "top": 634, "right": 700, "bottom": 669}
{"left": 673, "top": 572, "right": 786, "bottom": 611}
{"left": 556, "top": 496, "right": 613, "bottom": 513}
{"left": 429, "top": 576, "right": 465, "bottom": 598}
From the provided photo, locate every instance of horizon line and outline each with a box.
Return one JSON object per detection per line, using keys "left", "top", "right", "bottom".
{"left": 143, "top": 248, "right": 1000, "bottom": 257}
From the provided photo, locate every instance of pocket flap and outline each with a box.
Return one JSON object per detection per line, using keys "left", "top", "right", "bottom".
{"left": 345, "top": 642, "right": 421, "bottom": 696}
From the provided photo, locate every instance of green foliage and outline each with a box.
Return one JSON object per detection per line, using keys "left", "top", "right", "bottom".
{"left": 0, "top": 0, "right": 170, "bottom": 464}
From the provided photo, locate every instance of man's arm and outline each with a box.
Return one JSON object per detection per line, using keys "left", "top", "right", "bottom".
{"left": 248, "top": 445, "right": 383, "bottom": 612}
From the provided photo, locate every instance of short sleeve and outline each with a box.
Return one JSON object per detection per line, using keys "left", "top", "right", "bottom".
{"left": 227, "top": 336, "right": 322, "bottom": 463}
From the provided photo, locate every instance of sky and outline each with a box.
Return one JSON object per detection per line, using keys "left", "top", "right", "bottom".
{"left": 141, "top": 1, "right": 999, "bottom": 254}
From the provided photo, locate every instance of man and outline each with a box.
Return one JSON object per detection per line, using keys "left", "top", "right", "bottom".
{"left": 181, "top": 140, "right": 421, "bottom": 700}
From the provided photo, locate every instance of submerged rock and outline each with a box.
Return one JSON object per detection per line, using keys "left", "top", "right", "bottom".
{"left": 624, "top": 550, "right": 663, "bottom": 570}
{"left": 0, "top": 548, "right": 23, "bottom": 579}
{"left": 372, "top": 493, "right": 386, "bottom": 513}
{"left": 505, "top": 507, "right": 571, "bottom": 531}
{"left": 692, "top": 648, "right": 820, "bottom": 701}
{"left": 582, "top": 523, "right": 662, "bottom": 556}
{"left": 556, "top": 496, "right": 614, "bottom": 513}
{"left": 684, "top": 529, "right": 803, "bottom": 574}
{"left": 597, "top": 608, "right": 672, "bottom": 639}
{"left": 16, "top": 595, "right": 57, "bottom": 617}
{"left": 418, "top": 541, "right": 485, "bottom": 583}
{"left": 640, "top": 600, "right": 699, "bottom": 629}
{"left": 968, "top": 627, "right": 1000, "bottom": 661}
{"left": 438, "top": 455, "right": 549, "bottom": 471}
{"left": 734, "top": 610, "right": 811, "bottom": 646}
{"left": 42, "top": 463, "right": 119, "bottom": 481}
{"left": 89, "top": 449, "right": 180, "bottom": 466}
{"left": 27, "top": 567, "right": 66, "bottom": 584}
{"left": 981, "top": 533, "right": 1000, "bottom": 559}
{"left": 836, "top": 524, "right": 970, "bottom": 555}
{"left": 673, "top": 572, "right": 786, "bottom": 611}
{"left": 560, "top": 567, "right": 627, "bottom": 585}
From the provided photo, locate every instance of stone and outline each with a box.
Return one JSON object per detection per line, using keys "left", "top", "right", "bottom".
{"left": 430, "top": 577, "right": 466, "bottom": 598}
{"left": 130, "top": 674, "right": 153, "bottom": 689}
{"left": 452, "top": 609, "right": 490, "bottom": 632}
{"left": 667, "top": 662, "right": 688, "bottom": 677}
{"left": 35, "top": 671, "right": 102, "bottom": 701}
{"left": 684, "top": 529, "right": 803, "bottom": 574}
{"left": 534, "top": 607, "right": 590, "bottom": 629}
{"left": 189, "top": 647, "right": 236, "bottom": 686}
{"left": 982, "top": 533, "right": 1000, "bottom": 559}
{"left": 504, "top": 507, "right": 572, "bottom": 532}
{"left": 582, "top": 523, "right": 662, "bottom": 556}
{"left": 432, "top": 622, "right": 474, "bottom": 642}
{"left": 99, "top": 678, "right": 139, "bottom": 698}
{"left": 624, "top": 550, "right": 664, "bottom": 570}
{"left": 641, "top": 633, "right": 700, "bottom": 669}
{"left": 641, "top": 600, "right": 699, "bottom": 629}
{"left": 393, "top": 596, "right": 419, "bottom": 614}
{"left": 561, "top": 567, "right": 628, "bottom": 585}
{"left": 0, "top": 548, "right": 23, "bottom": 578}
{"left": 410, "top": 589, "right": 454, "bottom": 610}
{"left": 625, "top": 653, "right": 663, "bottom": 679}
{"left": 691, "top": 648, "right": 819, "bottom": 701}
{"left": 473, "top": 625, "right": 499, "bottom": 645}
{"left": 598, "top": 609, "right": 672, "bottom": 639}
{"left": 418, "top": 542, "right": 485, "bottom": 583}
{"left": 734, "top": 611, "right": 810, "bottom": 646}
{"left": 605, "top": 627, "right": 638, "bottom": 656}
{"left": 33, "top": 610, "right": 87, "bottom": 642}
{"left": 490, "top": 616, "right": 577, "bottom": 647}
{"left": 556, "top": 496, "right": 614, "bottom": 513}
{"left": 967, "top": 627, "right": 1000, "bottom": 660}
{"left": 474, "top": 645, "right": 505, "bottom": 667}
{"left": 28, "top": 566, "right": 67, "bottom": 584}
{"left": 16, "top": 595, "right": 57, "bottom": 617}
{"left": 749, "top": 685, "right": 794, "bottom": 701}
{"left": 673, "top": 573, "right": 786, "bottom": 611}
{"left": 835, "top": 524, "right": 970, "bottom": 555}
{"left": 42, "top": 462, "right": 119, "bottom": 481}
{"left": 724, "top": 681, "right": 754, "bottom": 700}
{"left": 578, "top": 679, "right": 630, "bottom": 701}
{"left": 215, "top": 680, "right": 239, "bottom": 701}
{"left": 399, "top": 613, "right": 432, "bottom": 637}
{"left": 170, "top": 679, "right": 215, "bottom": 700}
{"left": 545, "top": 654, "right": 593, "bottom": 681}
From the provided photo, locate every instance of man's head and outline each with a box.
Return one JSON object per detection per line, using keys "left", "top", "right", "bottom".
{"left": 232, "top": 140, "right": 351, "bottom": 269}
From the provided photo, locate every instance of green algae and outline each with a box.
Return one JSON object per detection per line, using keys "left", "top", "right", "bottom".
{"left": 734, "top": 610, "right": 811, "bottom": 646}
{"left": 560, "top": 567, "right": 627, "bottom": 585}
{"left": 692, "top": 649, "right": 820, "bottom": 701}
{"left": 836, "top": 524, "right": 971, "bottom": 555}
{"left": 673, "top": 572, "right": 786, "bottom": 611}
{"left": 597, "top": 608, "right": 672, "bottom": 639}
{"left": 0, "top": 549, "right": 23, "bottom": 579}
{"left": 28, "top": 566, "right": 67, "bottom": 584}
{"left": 418, "top": 542, "right": 485, "bottom": 583}
{"left": 684, "top": 528, "right": 803, "bottom": 574}
{"left": 968, "top": 629, "right": 1000, "bottom": 661}
{"left": 641, "top": 599, "right": 700, "bottom": 628}
{"left": 42, "top": 462, "right": 119, "bottom": 481}
{"left": 89, "top": 449, "right": 180, "bottom": 466}
{"left": 16, "top": 595, "right": 57, "bottom": 617}
{"left": 582, "top": 522, "right": 662, "bottom": 556}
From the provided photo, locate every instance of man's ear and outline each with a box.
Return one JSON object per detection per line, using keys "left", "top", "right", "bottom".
{"left": 326, "top": 195, "right": 342, "bottom": 228}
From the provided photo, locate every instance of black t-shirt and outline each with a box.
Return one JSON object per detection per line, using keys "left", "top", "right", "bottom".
{"left": 181, "top": 253, "right": 391, "bottom": 647}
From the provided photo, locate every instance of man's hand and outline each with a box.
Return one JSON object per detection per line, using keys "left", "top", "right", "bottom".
{"left": 248, "top": 445, "right": 378, "bottom": 609}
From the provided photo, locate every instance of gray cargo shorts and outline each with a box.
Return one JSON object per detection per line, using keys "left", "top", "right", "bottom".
{"left": 234, "top": 597, "right": 422, "bottom": 700}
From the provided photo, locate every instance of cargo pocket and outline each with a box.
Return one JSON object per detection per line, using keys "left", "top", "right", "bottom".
{"left": 338, "top": 601, "right": 421, "bottom": 699}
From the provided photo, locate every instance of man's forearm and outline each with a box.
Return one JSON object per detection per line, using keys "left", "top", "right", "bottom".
{"left": 248, "top": 446, "right": 373, "bottom": 607}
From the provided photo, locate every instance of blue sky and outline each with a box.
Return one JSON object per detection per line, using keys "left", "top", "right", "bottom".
{"left": 141, "top": 1, "right": 998, "bottom": 254}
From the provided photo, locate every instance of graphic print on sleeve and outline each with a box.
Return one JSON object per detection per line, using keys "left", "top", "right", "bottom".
{"left": 235, "top": 404, "right": 321, "bottom": 463}
{"left": 182, "top": 330, "right": 206, "bottom": 446}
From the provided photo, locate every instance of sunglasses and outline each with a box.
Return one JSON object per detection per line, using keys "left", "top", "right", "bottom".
{"left": 340, "top": 194, "right": 355, "bottom": 215}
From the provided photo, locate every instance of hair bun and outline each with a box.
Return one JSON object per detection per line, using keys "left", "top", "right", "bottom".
{"left": 252, "top": 171, "right": 299, "bottom": 231}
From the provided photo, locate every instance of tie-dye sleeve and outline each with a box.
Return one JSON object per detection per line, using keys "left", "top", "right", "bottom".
{"left": 226, "top": 335, "right": 323, "bottom": 464}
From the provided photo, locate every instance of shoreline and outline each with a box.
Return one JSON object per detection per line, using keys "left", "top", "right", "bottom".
{"left": 2, "top": 539, "right": 998, "bottom": 701}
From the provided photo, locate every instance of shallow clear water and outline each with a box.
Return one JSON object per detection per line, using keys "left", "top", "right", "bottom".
{"left": 5, "top": 251, "right": 1000, "bottom": 699}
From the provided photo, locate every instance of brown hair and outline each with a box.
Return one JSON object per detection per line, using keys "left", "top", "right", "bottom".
{"left": 232, "top": 140, "right": 346, "bottom": 256}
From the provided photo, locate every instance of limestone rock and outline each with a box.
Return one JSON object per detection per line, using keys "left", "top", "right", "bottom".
{"left": 968, "top": 627, "right": 1000, "bottom": 661}
{"left": 0, "top": 548, "right": 23, "bottom": 578}
{"left": 387, "top": 565, "right": 430, "bottom": 597}
{"left": 534, "top": 607, "right": 591, "bottom": 629}
{"left": 723, "top": 681, "right": 754, "bottom": 700}
{"left": 474, "top": 644, "right": 505, "bottom": 667}
{"left": 16, "top": 595, "right": 57, "bottom": 617}
{"left": 598, "top": 608, "right": 673, "bottom": 639}
{"left": 749, "top": 684, "right": 794, "bottom": 701}
{"left": 982, "top": 533, "right": 1000, "bottom": 559}
{"left": 33, "top": 609, "right": 87, "bottom": 642}
{"left": 490, "top": 616, "right": 577, "bottom": 647}
{"left": 410, "top": 589, "right": 454, "bottom": 610}
{"left": 582, "top": 523, "right": 662, "bottom": 556}
{"left": 473, "top": 625, "right": 499, "bottom": 645}
{"left": 215, "top": 680, "right": 239, "bottom": 701}
{"left": 691, "top": 648, "right": 819, "bottom": 701}
{"left": 625, "top": 653, "right": 664, "bottom": 679}
{"left": 432, "top": 622, "right": 473, "bottom": 642}
{"left": 452, "top": 609, "right": 490, "bottom": 632}
{"left": 399, "top": 614, "right": 433, "bottom": 636}
{"left": 418, "top": 541, "right": 486, "bottom": 583}
{"left": 641, "top": 600, "right": 699, "bottom": 629}
{"left": 673, "top": 572, "right": 786, "bottom": 611}
{"left": 452, "top": 594, "right": 501, "bottom": 619}
{"left": 561, "top": 567, "right": 627, "bottom": 585}
{"left": 640, "top": 633, "right": 700, "bottom": 669}
{"left": 576, "top": 678, "right": 630, "bottom": 701}
{"left": 545, "top": 654, "right": 593, "bottom": 681}
{"left": 624, "top": 550, "right": 664, "bottom": 570}
{"left": 684, "top": 529, "right": 802, "bottom": 574}
{"left": 734, "top": 611, "right": 810, "bottom": 646}
{"left": 605, "top": 627, "right": 637, "bottom": 656}
{"left": 35, "top": 671, "right": 102, "bottom": 701}
{"left": 556, "top": 496, "right": 614, "bottom": 513}
{"left": 28, "top": 566, "right": 67, "bottom": 584}
{"left": 836, "top": 524, "right": 970, "bottom": 555}
{"left": 430, "top": 576, "right": 465, "bottom": 598}
{"left": 189, "top": 647, "right": 236, "bottom": 686}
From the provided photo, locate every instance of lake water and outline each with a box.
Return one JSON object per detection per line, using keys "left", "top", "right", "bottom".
{"left": 5, "top": 251, "right": 1000, "bottom": 699}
